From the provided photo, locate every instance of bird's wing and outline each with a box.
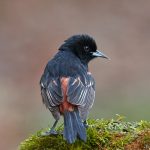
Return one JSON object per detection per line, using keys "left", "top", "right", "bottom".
{"left": 67, "top": 74, "right": 95, "bottom": 107}
{"left": 40, "top": 78, "right": 63, "bottom": 110}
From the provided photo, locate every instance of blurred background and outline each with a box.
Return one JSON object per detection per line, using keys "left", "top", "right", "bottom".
{"left": 0, "top": 0, "right": 150, "bottom": 149}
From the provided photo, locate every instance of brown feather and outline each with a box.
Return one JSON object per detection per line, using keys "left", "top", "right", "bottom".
{"left": 59, "top": 77, "right": 74, "bottom": 113}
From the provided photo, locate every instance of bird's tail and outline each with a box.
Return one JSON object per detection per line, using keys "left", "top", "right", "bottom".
{"left": 63, "top": 107, "right": 86, "bottom": 143}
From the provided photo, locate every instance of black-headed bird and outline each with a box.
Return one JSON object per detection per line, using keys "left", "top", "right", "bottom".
{"left": 40, "top": 34, "right": 108, "bottom": 143}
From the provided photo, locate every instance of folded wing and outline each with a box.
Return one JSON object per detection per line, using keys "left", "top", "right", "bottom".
{"left": 40, "top": 78, "right": 63, "bottom": 111}
{"left": 67, "top": 74, "right": 95, "bottom": 108}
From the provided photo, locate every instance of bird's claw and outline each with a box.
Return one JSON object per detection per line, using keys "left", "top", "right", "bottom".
{"left": 41, "top": 130, "right": 58, "bottom": 136}
{"left": 83, "top": 121, "right": 95, "bottom": 128}
{"left": 83, "top": 120, "right": 91, "bottom": 128}
{"left": 84, "top": 123, "right": 89, "bottom": 128}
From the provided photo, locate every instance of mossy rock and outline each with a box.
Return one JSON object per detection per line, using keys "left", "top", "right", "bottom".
{"left": 19, "top": 116, "right": 150, "bottom": 150}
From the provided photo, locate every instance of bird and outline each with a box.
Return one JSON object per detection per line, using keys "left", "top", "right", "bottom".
{"left": 40, "top": 34, "right": 108, "bottom": 144}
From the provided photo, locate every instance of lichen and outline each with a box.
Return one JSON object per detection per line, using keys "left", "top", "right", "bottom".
{"left": 19, "top": 115, "right": 150, "bottom": 150}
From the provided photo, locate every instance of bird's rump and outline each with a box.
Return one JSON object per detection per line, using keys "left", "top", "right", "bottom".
{"left": 40, "top": 72, "right": 95, "bottom": 114}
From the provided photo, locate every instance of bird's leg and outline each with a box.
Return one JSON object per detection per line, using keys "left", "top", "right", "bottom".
{"left": 83, "top": 120, "right": 96, "bottom": 128}
{"left": 42, "top": 120, "right": 58, "bottom": 136}
{"left": 49, "top": 119, "right": 58, "bottom": 134}
{"left": 83, "top": 120, "right": 94, "bottom": 128}
{"left": 83, "top": 120, "right": 89, "bottom": 128}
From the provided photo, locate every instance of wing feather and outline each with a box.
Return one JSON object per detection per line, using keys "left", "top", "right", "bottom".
{"left": 40, "top": 78, "right": 63, "bottom": 110}
{"left": 67, "top": 74, "right": 95, "bottom": 107}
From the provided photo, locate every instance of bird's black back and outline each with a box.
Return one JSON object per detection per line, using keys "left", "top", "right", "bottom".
{"left": 40, "top": 50, "right": 90, "bottom": 86}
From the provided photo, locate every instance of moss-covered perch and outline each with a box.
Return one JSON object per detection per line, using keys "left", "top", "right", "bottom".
{"left": 19, "top": 116, "right": 150, "bottom": 150}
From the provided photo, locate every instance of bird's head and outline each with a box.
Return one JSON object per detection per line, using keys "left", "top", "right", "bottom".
{"left": 59, "top": 34, "right": 109, "bottom": 64}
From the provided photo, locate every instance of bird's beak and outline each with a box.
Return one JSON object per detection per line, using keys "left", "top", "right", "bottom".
{"left": 92, "top": 50, "right": 109, "bottom": 59}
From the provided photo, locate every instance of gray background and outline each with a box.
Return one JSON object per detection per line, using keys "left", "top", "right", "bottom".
{"left": 0, "top": 0, "right": 150, "bottom": 149}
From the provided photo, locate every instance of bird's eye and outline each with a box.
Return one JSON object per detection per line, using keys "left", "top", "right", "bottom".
{"left": 84, "top": 46, "right": 90, "bottom": 52}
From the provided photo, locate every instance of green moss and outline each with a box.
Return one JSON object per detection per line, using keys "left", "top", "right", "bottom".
{"left": 19, "top": 115, "right": 150, "bottom": 150}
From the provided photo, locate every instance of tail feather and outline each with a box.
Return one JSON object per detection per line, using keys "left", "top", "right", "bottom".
{"left": 63, "top": 108, "right": 86, "bottom": 143}
{"left": 64, "top": 110, "right": 76, "bottom": 143}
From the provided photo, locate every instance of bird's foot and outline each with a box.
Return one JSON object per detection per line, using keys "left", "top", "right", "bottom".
{"left": 84, "top": 124, "right": 95, "bottom": 128}
{"left": 83, "top": 121, "right": 95, "bottom": 128}
{"left": 41, "top": 129, "right": 58, "bottom": 136}
{"left": 83, "top": 121, "right": 89, "bottom": 128}
{"left": 84, "top": 123, "right": 89, "bottom": 128}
